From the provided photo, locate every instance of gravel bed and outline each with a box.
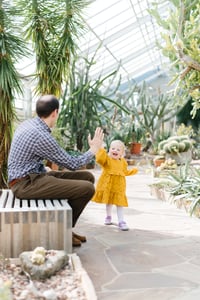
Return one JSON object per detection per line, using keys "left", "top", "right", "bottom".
{"left": 0, "top": 256, "right": 87, "bottom": 300}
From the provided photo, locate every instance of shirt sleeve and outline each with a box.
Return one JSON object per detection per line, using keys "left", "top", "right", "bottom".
{"left": 35, "top": 131, "right": 94, "bottom": 170}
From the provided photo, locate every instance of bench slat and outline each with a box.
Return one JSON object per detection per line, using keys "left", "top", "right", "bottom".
{"left": 0, "top": 189, "right": 72, "bottom": 258}
{"left": 0, "top": 190, "right": 10, "bottom": 208}
{"left": 13, "top": 198, "right": 21, "bottom": 209}
{"left": 45, "top": 199, "right": 55, "bottom": 209}
{"left": 37, "top": 199, "right": 45, "bottom": 208}
{"left": 30, "top": 199, "right": 37, "bottom": 208}
{"left": 5, "top": 191, "right": 15, "bottom": 209}
{"left": 60, "top": 199, "right": 70, "bottom": 207}
{"left": 20, "top": 199, "right": 29, "bottom": 209}
{"left": 51, "top": 199, "right": 62, "bottom": 208}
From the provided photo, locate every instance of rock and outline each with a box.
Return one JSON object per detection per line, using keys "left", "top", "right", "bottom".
{"left": 20, "top": 249, "right": 69, "bottom": 280}
{"left": 42, "top": 289, "right": 57, "bottom": 300}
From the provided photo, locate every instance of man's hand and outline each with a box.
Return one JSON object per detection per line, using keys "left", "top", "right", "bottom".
{"left": 88, "top": 127, "right": 104, "bottom": 154}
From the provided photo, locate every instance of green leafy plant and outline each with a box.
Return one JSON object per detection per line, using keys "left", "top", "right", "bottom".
{"left": 168, "top": 166, "right": 200, "bottom": 217}
{"left": 58, "top": 50, "right": 129, "bottom": 152}
{"left": 148, "top": 1, "right": 200, "bottom": 116}
{"left": 186, "top": 168, "right": 200, "bottom": 216}
{"left": 132, "top": 125, "right": 146, "bottom": 143}
{"left": 176, "top": 123, "right": 194, "bottom": 137}
{"left": 128, "top": 82, "right": 178, "bottom": 153}
{"left": 165, "top": 163, "right": 191, "bottom": 195}
{"left": 0, "top": 1, "right": 30, "bottom": 188}
{"left": 16, "top": 0, "right": 90, "bottom": 97}
{"left": 151, "top": 161, "right": 200, "bottom": 217}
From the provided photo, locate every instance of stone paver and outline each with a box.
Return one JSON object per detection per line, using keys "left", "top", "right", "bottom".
{"left": 75, "top": 167, "right": 200, "bottom": 300}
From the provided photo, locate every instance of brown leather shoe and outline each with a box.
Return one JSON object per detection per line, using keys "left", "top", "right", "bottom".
{"left": 72, "top": 236, "right": 81, "bottom": 247}
{"left": 72, "top": 232, "right": 87, "bottom": 243}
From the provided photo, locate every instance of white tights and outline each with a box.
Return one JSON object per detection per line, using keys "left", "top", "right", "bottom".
{"left": 106, "top": 204, "right": 124, "bottom": 223}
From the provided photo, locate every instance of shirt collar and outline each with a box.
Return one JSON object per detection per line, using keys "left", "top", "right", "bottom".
{"left": 36, "top": 116, "right": 51, "bottom": 133}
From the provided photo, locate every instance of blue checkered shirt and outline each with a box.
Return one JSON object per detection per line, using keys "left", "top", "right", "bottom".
{"left": 8, "top": 116, "right": 94, "bottom": 182}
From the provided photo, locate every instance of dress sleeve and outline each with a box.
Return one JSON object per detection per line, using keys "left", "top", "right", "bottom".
{"left": 95, "top": 148, "right": 108, "bottom": 166}
{"left": 122, "top": 159, "right": 138, "bottom": 176}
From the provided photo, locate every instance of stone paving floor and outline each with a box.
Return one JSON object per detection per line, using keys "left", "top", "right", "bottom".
{"left": 75, "top": 166, "right": 200, "bottom": 300}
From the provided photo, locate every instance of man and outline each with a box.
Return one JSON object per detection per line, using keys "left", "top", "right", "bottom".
{"left": 8, "top": 94, "right": 104, "bottom": 247}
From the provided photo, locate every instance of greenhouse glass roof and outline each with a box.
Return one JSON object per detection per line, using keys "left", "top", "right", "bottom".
{"left": 15, "top": 0, "right": 171, "bottom": 114}
{"left": 79, "top": 0, "right": 170, "bottom": 89}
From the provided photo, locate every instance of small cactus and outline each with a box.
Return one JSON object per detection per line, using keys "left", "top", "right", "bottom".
{"left": 158, "top": 135, "right": 193, "bottom": 155}
{"left": 31, "top": 247, "right": 47, "bottom": 265}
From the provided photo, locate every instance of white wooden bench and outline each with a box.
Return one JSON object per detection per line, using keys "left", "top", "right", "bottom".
{"left": 0, "top": 189, "right": 72, "bottom": 258}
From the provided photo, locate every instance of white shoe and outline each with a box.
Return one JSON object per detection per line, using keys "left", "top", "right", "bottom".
{"left": 118, "top": 221, "right": 129, "bottom": 231}
{"left": 104, "top": 216, "right": 112, "bottom": 225}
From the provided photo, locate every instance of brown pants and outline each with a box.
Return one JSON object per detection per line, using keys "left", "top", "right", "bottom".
{"left": 11, "top": 170, "right": 95, "bottom": 227}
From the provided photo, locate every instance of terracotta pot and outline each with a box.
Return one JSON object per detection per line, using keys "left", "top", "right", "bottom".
{"left": 154, "top": 158, "right": 165, "bottom": 167}
{"left": 130, "top": 142, "right": 142, "bottom": 155}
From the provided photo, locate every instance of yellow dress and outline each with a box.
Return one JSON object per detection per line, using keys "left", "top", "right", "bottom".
{"left": 92, "top": 148, "right": 138, "bottom": 206}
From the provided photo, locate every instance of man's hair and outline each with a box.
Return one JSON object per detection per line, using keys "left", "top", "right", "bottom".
{"left": 36, "top": 95, "right": 59, "bottom": 118}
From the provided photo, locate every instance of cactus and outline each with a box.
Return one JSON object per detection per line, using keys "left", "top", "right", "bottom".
{"left": 159, "top": 135, "right": 193, "bottom": 155}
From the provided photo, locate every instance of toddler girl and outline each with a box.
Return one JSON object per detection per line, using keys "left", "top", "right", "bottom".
{"left": 92, "top": 140, "right": 138, "bottom": 230}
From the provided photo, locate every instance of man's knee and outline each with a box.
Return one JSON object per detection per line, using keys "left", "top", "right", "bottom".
{"left": 83, "top": 181, "right": 95, "bottom": 200}
{"left": 82, "top": 171, "right": 95, "bottom": 184}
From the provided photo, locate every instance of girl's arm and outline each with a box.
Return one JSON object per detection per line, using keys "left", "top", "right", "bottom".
{"left": 95, "top": 148, "right": 108, "bottom": 166}
{"left": 125, "top": 168, "right": 138, "bottom": 176}
{"left": 123, "top": 159, "right": 138, "bottom": 176}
